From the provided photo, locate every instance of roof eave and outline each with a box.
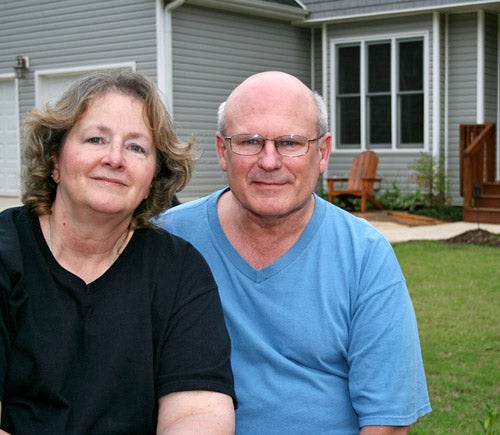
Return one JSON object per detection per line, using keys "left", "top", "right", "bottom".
{"left": 184, "top": 0, "right": 309, "bottom": 22}
{"left": 303, "top": 0, "right": 500, "bottom": 25}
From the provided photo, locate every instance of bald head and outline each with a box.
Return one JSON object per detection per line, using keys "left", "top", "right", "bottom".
{"left": 217, "top": 71, "right": 327, "bottom": 137}
{"left": 227, "top": 71, "right": 313, "bottom": 111}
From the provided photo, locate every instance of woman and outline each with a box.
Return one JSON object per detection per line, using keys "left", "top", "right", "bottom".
{"left": 0, "top": 71, "right": 235, "bottom": 434}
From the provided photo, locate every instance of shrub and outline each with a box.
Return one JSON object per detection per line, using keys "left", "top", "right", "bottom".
{"left": 409, "top": 152, "right": 449, "bottom": 207}
{"left": 378, "top": 181, "right": 428, "bottom": 212}
{"left": 377, "top": 152, "right": 459, "bottom": 220}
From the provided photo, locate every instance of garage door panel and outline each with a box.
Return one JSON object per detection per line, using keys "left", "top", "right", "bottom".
{"left": 0, "top": 79, "right": 20, "bottom": 196}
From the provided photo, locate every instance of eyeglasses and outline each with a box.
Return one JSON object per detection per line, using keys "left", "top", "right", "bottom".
{"left": 224, "top": 134, "right": 323, "bottom": 157}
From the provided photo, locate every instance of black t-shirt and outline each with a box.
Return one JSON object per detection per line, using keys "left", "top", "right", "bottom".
{"left": 0, "top": 207, "right": 235, "bottom": 434}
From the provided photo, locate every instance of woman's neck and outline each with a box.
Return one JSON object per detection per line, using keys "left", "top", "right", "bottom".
{"left": 41, "top": 210, "right": 134, "bottom": 284}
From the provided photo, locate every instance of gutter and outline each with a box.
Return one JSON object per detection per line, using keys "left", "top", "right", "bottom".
{"left": 303, "top": 0, "right": 500, "bottom": 25}
{"left": 166, "top": 0, "right": 185, "bottom": 11}
{"left": 159, "top": 0, "right": 186, "bottom": 115}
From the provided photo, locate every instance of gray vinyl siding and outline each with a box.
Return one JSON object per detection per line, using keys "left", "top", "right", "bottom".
{"left": 312, "top": 28, "right": 324, "bottom": 95}
{"left": 0, "top": 0, "right": 156, "bottom": 141}
{"left": 484, "top": 13, "right": 498, "bottom": 124}
{"left": 325, "top": 14, "right": 435, "bottom": 193}
{"left": 447, "top": 13, "right": 478, "bottom": 204}
{"left": 171, "top": 4, "right": 311, "bottom": 201}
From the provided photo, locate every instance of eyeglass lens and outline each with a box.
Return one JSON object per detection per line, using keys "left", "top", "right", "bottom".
{"left": 228, "top": 134, "right": 311, "bottom": 157}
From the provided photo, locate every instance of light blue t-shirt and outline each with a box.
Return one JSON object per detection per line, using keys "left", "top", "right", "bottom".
{"left": 160, "top": 189, "right": 431, "bottom": 434}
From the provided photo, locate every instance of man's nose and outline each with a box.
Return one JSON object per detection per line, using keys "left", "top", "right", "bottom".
{"left": 257, "top": 139, "right": 283, "bottom": 170}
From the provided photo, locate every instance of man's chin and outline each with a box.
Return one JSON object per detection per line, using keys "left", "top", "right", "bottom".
{"left": 246, "top": 201, "right": 294, "bottom": 220}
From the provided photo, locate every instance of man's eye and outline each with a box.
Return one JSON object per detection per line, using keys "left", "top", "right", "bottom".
{"left": 278, "top": 140, "right": 299, "bottom": 147}
{"left": 242, "top": 139, "right": 261, "bottom": 146}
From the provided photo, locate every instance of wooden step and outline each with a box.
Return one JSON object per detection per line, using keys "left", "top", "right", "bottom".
{"left": 463, "top": 207, "right": 500, "bottom": 224}
{"left": 481, "top": 182, "right": 500, "bottom": 195}
{"left": 476, "top": 194, "right": 500, "bottom": 208}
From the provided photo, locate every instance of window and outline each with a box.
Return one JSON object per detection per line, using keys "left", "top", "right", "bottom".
{"left": 337, "top": 45, "right": 360, "bottom": 148}
{"left": 334, "top": 36, "right": 425, "bottom": 150}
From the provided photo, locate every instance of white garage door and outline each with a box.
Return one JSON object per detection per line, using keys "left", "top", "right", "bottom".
{"left": 0, "top": 79, "right": 20, "bottom": 196}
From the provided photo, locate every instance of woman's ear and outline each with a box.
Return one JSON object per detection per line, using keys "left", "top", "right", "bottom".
{"left": 51, "top": 156, "right": 60, "bottom": 183}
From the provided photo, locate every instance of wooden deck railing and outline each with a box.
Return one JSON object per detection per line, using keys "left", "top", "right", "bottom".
{"left": 460, "top": 123, "right": 496, "bottom": 208}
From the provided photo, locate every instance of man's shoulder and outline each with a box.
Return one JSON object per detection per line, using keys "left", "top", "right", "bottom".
{"left": 157, "top": 190, "right": 224, "bottom": 234}
{"left": 162, "top": 195, "right": 210, "bottom": 223}
{"left": 317, "top": 195, "right": 388, "bottom": 241}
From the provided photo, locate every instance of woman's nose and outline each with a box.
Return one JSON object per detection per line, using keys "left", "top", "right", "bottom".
{"left": 102, "top": 141, "right": 125, "bottom": 168}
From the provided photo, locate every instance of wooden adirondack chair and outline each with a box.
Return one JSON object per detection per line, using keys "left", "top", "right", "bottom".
{"left": 327, "top": 150, "right": 383, "bottom": 213}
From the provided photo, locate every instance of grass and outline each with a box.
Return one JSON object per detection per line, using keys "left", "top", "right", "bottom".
{"left": 392, "top": 241, "right": 500, "bottom": 434}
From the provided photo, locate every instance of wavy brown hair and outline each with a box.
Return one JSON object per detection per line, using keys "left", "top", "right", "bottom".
{"left": 22, "top": 70, "right": 194, "bottom": 228}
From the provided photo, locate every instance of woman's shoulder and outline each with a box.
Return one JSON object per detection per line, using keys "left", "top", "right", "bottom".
{"left": 136, "top": 226, "right": 202, "bottom": 258}
{"left": 0, "top": 206, "right": 30, "bottom": 242}
{"left": 133, "top": 226, "right": 213, "bottom": 279}
{"left": 0, "top": 205, "right": 26, "bottom": 222}
{"left": 0, "top": 207, "right": 31, "bottom": 278}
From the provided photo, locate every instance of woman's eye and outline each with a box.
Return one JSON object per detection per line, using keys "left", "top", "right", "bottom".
{"left": 87, "top": 137, "right": 105, "bottom": 144}
{"left": 128, "top": 143, "right": 147, "bottom": 154}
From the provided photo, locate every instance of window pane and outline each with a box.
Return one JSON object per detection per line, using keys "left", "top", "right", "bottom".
{"left": 399, "top": 40, "right": 423, "bottom": 91}
{"left": 369, "top": 95, "right": 391, "bottom": 146}
{"left": 368, "top": 43, "right": 390, "bottom": 92}
{"left": 400, "top": 94, "right": 423, "bottom": 145}
{"left": 338, "top": 45, "right": 360, "bottom": 94}
{"left": 338, "top": 97, "right": 360, "bottom": 147}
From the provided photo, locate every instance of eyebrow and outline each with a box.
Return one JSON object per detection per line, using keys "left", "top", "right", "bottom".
{"left": 84, "top": 125, "right": 151, "bottom": 141}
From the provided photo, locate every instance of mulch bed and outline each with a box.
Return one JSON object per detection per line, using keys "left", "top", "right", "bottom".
{"left": 447, "top": 229, "right": 500, "bottom": 247}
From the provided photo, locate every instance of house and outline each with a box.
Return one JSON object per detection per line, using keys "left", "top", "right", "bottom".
{"left": 1, "top": 0, "right": 499, "bottom": 222}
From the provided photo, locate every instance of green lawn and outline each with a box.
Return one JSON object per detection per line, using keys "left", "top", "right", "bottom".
{"left": 393, "top": 241, "right": 500, "bottom": 434}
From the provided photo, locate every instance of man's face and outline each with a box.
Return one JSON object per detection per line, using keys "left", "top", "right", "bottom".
{"left": 216, "top": 74, "right": 331, "bottom": 221}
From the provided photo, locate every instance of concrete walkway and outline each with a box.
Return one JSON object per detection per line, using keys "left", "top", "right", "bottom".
{"left": 367, "top": 219, "right": 500, "bottom": 243}
{"left": 2, "top": 196, "right": 499, "bottom": 243}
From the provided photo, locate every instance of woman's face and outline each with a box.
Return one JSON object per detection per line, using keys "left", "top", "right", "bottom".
{"left": 52, "top": 91, "right": 157, "bottom": 221}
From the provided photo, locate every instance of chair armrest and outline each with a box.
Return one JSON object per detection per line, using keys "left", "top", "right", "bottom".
{"left": 326, "top": 177, "right": 349, "bottom": 183}
{"left": 327, "top": 177, "right": 349, "bottom": 192}
{"left": 360, "top": 177, "right": 382, "bottom": 182}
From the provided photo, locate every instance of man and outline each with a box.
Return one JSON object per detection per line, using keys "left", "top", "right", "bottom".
{"left": 160, "top": 71, "right": 431, "bottom": 433}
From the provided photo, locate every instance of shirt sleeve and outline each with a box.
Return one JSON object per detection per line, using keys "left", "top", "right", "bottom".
{"left": 0, "top": 209, "right": 24, "bottom": 400}
{"left": 152, "top": 234, "right": 236, "bottom": 406}
{"left": 0, "top": 263, "right": 11, "bottom": 400}
{"left": 348, "top": 240, "right": 431, "bottom": 427}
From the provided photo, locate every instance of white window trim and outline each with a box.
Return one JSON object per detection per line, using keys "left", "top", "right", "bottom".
{"left": 35, "top": 62, "right": 136, "bottom": 108}
{"left": 330, "top": 31, "right": 429, "bottom": 153}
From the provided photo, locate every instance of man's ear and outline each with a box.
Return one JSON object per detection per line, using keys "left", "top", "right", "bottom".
{"left": 319, "top": 133, "right": 332, "bottom": 174}
{"left": 215, "top": 132, "right": 228, "bottom": 172}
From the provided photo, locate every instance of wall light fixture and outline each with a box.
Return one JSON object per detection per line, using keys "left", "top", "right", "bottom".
{"left": 13, "top": 56, "right": 29, "bottom": 79}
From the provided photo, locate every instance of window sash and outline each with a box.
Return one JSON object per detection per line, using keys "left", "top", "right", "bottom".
{"left": 333, "top": 36, "right": 425, "bottom": 151}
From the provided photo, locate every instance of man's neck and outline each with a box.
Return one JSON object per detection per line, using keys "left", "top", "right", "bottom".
{"left": 217, "top": 191, "right": 315, "bottom": 269}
